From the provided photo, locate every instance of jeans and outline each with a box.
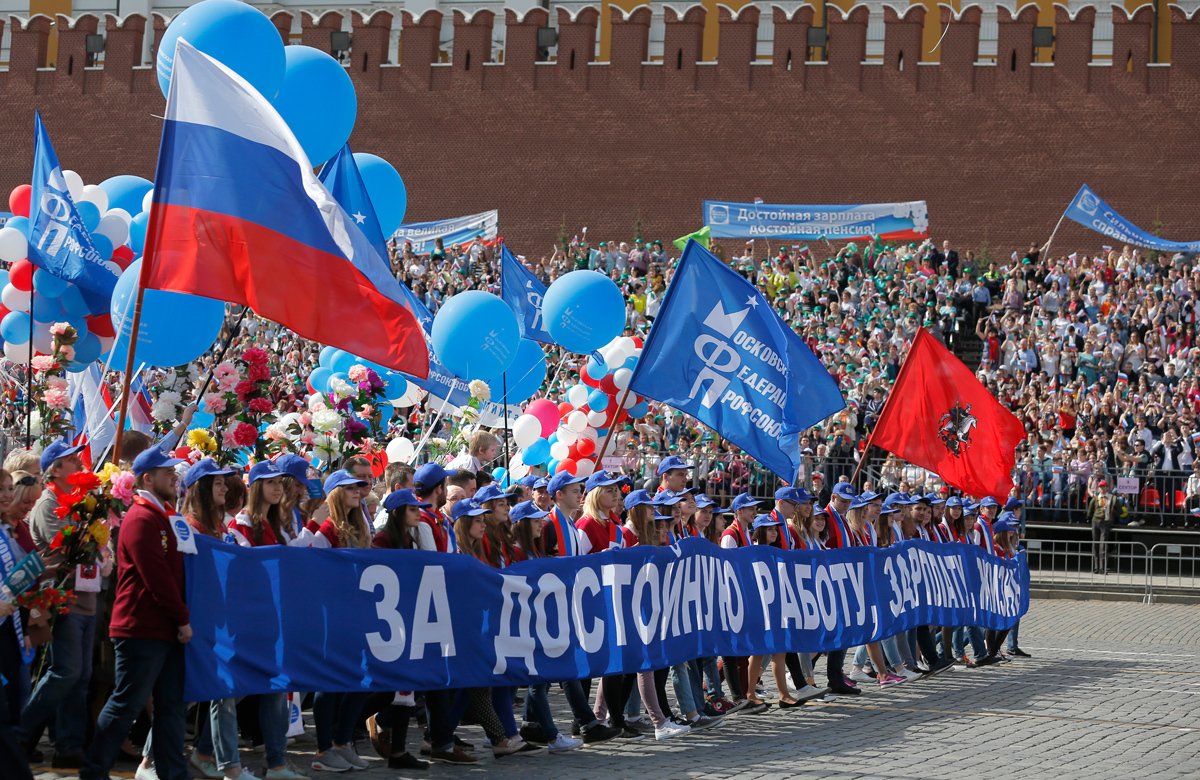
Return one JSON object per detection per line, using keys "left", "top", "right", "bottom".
{"left": 0, "top": 621, "right": 33, "bottom": 780}
{"left": 953, "top": 626, "right": 987, "bottom": 660}
{"left": 196, "top": 699, "right": 241, "bottom": 771}
{"left": 258, "top": 693, "right": 290, "bottom": 769}
{"left": 522, "top": 684, "right": 559, "bottom": 740}
{"left": 81, "top": 639, "right": 186, "bottom": 780}
{"left": 313, "top": 691, "right": 369, "bottom": 752}
{"left": 669, "top": 663, "right": 698, "bottom": 715}
{"left": 699, "top": 656, "right": 724, "bottom": 700}
{"left": 1007, "top": 621, "right": 1021, "bottom": 650}
{"left": 17, "top": 611, "right": 95, "bottom": 753}
{"left": 559, "top": 679, "right": 599, "bottom": 729}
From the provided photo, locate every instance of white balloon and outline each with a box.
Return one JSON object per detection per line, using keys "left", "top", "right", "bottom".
{"left": 613, "top": 368, "right": 633, "bottom": 390}
{"left": 549, "top": 441, "right": 570, "bottom": 461}
{"left": 1, "top": 285, "right": 31, "bottom": 312}
{"left": 96, "top": 214, "right": 129, "bottom": 248}
{"left": 62, "top": 170, "right": 85, "bottom": 202}
{"left": 512, "top": 414, "right": 541, "bottom": 449}
{"left": 80, "top": 184, "right": 109, "bottom": 212}
{"left": 307, "top": 393, "right": 327, "bottom": 411}
{"left": 103, "top": 207, "right": 133, "bottom": 228}
{"left": 510, "top": 462, "right": 530, "bottom": 480}
{"left": 3, "top": 340, "right": 32, "bottom": 364}
{"left": 579, "top": 426, "right": 599, "bottom": 442}
{"left": 103, "top": 260, "right": 122, "bottom": 275}
{"left": 587, "top": 410, "right": 607, "bottom": 427}
{"left": 613, "top": 336, "right": 636, "bottom": 358}
{"left": 566, "top": 384, "right": 589, "bottom": 408}
{"left": 0, "top": 227, "right": 28, "bottom": 264}
{"left": 622, "top": 391, "right": 639, "bottom": 409}
{"left": 556, "top": 427, "right": 577, "bottom": 446}
{"left": 566, "top": 410, "right": 588, "bottom": 433}
{"left": 574, "top": 459, "right": 596, "bottom": 478}
{"left": 32, "top": 324, "right": 52, "bottom": 355}
{"left": 142, "top": 189, "right": 154, "bottom": 214}
{"left": 386, "top": 437, "right": 416, "bottom": 464}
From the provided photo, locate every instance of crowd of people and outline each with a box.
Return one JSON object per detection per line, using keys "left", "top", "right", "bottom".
{"left": 0, "top": 437, "right": 1030, "bottom": 780}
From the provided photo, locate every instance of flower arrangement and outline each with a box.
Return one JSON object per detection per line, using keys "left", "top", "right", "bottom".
{"left": 425, "top": 379, "right": 491, "bottom": 464}
{"left": 272, "top": 363, "right": 392, "bottom": 470}
{"left": 28, "top": 323, "right": 79, "bottom": 447}
{"left": 206, "top": 347, "right": 276, "bottom": 465}
{"left": 15, "top": 584, "right": 72, "bottom": 618}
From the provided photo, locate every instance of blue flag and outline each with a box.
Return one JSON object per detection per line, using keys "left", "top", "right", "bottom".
{"left": 319, "top": 145, "right": 390, "bottom": 259}
{"left": 1063, "top": 184, "right": 1200, "bottom": 253}
{"left": 500, "top": 245, "right": 552, "bottom": 344}
{"left": 629, "top": 241, "right": 845, "bottom": 481}
{"left": 28, "top": 112, "right": 118, "bottom": 300}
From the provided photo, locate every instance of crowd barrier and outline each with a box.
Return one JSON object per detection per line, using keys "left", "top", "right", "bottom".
{"left": 1023, "top": 538, "right": 1200, "bottom": 602}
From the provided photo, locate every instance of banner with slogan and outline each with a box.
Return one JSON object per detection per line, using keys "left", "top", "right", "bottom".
{"left": 391, "top": 210, "right": 499, "bottom": 254}
{"left": 183, "top": 536, "right": 1028, "bottom": 701}
{"left": 1062, "top": 184, "right": 1200, "bottom": 253}
{"left": 703, "top": 200, "right": 929, "bottom": 242}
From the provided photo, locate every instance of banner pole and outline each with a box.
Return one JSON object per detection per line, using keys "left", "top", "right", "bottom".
{"left": 852, "top": 328, "right": 928, "bottom": 489}
{"left": 502, "top": 373, "right": 511, "bottom": 476}
{"left": 110, "top": 261, "right": 153, "bottom": 465}
{"left": 1041, "top": 208, "right": 1068, "bottom": 259}
{"left": 24, "top": 286, "right": 34, "bottom": 449}
{"left": 411, "top": 398, "right": 449, "bottom": 462}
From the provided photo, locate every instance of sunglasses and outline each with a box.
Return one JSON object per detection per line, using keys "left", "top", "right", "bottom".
{"left": 15, "top": 476, "right": 37, "bottom": 487}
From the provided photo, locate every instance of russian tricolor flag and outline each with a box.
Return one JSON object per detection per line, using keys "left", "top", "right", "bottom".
{"left": 143, "top": 40, "right": 429, "bottom": 377}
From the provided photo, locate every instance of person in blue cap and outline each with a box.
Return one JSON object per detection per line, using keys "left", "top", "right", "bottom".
{"left": 656, "top": 454, "right": 693, "bottom": 494}
{"left": 542, "top": 472, "right": 591, "bottom": 557}
{"left": 972, "top": 496, "right": 1001, "bottom": 554}
{"left": 181, "top": 458, "right": 234, "bottom": 538}
{"left": 769, "top": 486, "right": 801, "bottom": 550}
{"left": 744, "top": 515, "right": 801, "bottom": 710}
{"left": 940, "top": 496, "right": 970, "bottom": 543}
{"left": 685, "top": 493, "right": 721, "bottom": 542}
{"left": 530, "top": 476, "right": 552, "bottom": 512}
{"left": 273, "top": 453, "right": 314, "bottom": 539}
{"left": 411, "top": 463, "right": 454, "bottom": 553}
{"left": 371, "top": 489, "right": 429, "bottom": 550}
{"left": 314, "top": 470, "right": 371, "bottom": 553}
{"left": 577, "top": 470, "right": 631, "bottom": 553}
{"left": 718, "top": 492, "right": 763, "bottom": 549}
{"left": 974, "top": 515, "right": 1021, "bottom": 667}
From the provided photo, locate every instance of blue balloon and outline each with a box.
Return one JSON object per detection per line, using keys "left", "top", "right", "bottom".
{"left": 430, "top": 291, "right": 519, "bottom": 381}
{"left": 32, "top": 268, "right": 68, "bottom": 298}
{"left": 73, "top": 332, "right": 101, "bottom": 364}
{"left": 382, "top": 371, "right": 409, "bottom": 401}
{"left": 542, "top": 271, "right": 626, "bottom": 354}
{"left": 493, "top": 467, "right": 509, "bottom": 489}
{"left": 192, "top": 411, "right": 215, "bottom": 429}
{"left": 156, "top": 0, "right": 286, "bottom": 100}
{"left": 31, "top": 295, "right": 64, "bottom": 323}
{"left": 588, "top": 389, "right": 609, "bottom": 411}
{"left": 65, "top": 362, "right": 88, "bottom": 374}
{"left": 318, "top": 345, "right": 338, "bottom": 368}
{"left": 328, "top": 350, "right": 358, "bottom": 376}
{"left": 523, "top": 438, "right": 550, "bottom": 466}
{"left": 0, "top": 270, "right": 8, "bottom": 289}
{"left": 0, "top": 311, "right": 31, "bottom": 343}
{"left": 128, "top": 212, "right": 149, "bottom": 254}
{"left": 629, "top": 401, "right": 650, "bottom": 418}
{"left": 377, "top": 404, "right": 394, "bottom": 426}
{"left": 622, "top": 355, "right": 639, "bottom": 371}
{"left": 547, "top": 458, "right": 559, "bottom": 474}
{"left": 76, "top": 201, "right": 101, "bottom": 233}
{"left": 58, "top": 285, "right": 89, "bottom": 318}
{"left": 352, "top": 153, "right": 407, "bottom": 234}
{"left": 5, "top": 216, "right": 29, "bottom": 236}
{"left": 98, "top": 176, "right": 153, "bottom": 216}
{"left": 484, "top": 339, "right": 546, "bottom": 406}
{"left": 272, "top": 46, "right": 357, "bottom": 166}
{"left": 91, "top": 234, "right": 114, "bottom": 263}
{"left": 308, "top": 366, "right": 333, "bottom": 393}
{"left": 585, "top": 355, "right": 608, "bottom": 380}
{"left": 109, "top": 259, "right": 225, "bottom": 367}
{"left": 548, "top": 432, "right": 558, "bottom": 446}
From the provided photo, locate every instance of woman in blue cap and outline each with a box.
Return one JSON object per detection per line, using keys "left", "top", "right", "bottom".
{"left": 844, "top": 495, "right": 906, "bottom": 688}
{"left": 371, "top": 489, "right": 428, "bottom": 550}
{"left": 745, "top": 515, "right": 801, "bottom": 710}
{"left": 974, "top": 515, "right": 1020, "bottom": 666}
{"left": 474, "top": 483, "right": 517, "bottom": 568}
{"left": 314, "top": 470, "right": 371, "bottom": 549}
{"left": 182, "top": 458, "right": 233, "bottom": 539}
{"left": 685, "top": 494, "right": 722, "bottom": 542}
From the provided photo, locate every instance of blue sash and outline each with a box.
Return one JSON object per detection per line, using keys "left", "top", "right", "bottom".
{"left": 826, "top": 506, "right": 851, "bottom": 548}
{"left": 0, "top": 526, "right": 29, "bottom": 664}
{"left": 770, "top": 510, "right": 791, "bottom": 550}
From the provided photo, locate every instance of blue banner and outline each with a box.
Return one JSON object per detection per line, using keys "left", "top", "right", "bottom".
{"left": 1062, "top": 184, "right": 1200, "bottom": 253}
{"left": 703, "top": 200, "right": 929, "bottom": 241}
{"left": 183, "top": 536, "right": 1028, "bottom": 700}
{"left": 629, "top": 241, "right": 845, "bottom": 481}
{"left": 28, "top": 112, "right": 118, "bottom": 300}
{"left": 391, "top": 211, "right": 499, "bottom": 255}
{"left": 500, "top": 246, "right": 552, "bottom": 344}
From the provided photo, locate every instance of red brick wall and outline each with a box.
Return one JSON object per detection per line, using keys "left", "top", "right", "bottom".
{"left": 4, "top": 6, "right": 1199, "bottom": 258}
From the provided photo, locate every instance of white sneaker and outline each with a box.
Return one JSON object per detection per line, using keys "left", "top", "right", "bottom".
{"left": 796, "top": 684, "right": 829, "bottom": 701}
{"left": 226, "top": 770, "right": 261, "bottom": 780}
{"left": 333, "top": 746, "right": 368, "bottom": 770}
{"left": 654, "top": 721, "right": 691, "bottom": 741}
{"left": 311, "top": 751, "right": 353, "bottom": 773}
{"left": 900, "top": 668, "right": 923, "bottom": 682}
{"left": 136, "top": 766, "right": 160, "bottom": 780}
{"left": 849, "top": 667, "right": 874, "bottom": 683}
{"left": 190, "top": 754, "right": 223, "bottom": 780}
{"left": 547, "top": 734, "right": 583, "bottom": 753}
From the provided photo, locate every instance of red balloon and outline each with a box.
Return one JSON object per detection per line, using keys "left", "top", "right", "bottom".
{"left": 0, "top": 306, "right": 9, "bottom": 321}
{"left": 557, "top": 402, "right": 573, "bottom": 418}
{"left": 86, "top": 313, "right": 115, "bottom": 338}
{"left": 581, "top": 371, "right": 600, "bottom": 388}
{"left": 9, "top": 260, "right": 33, "bottom": 292}
{"left": 526, "top": 398, "right": 561, "bottom": 438}
{"left": 556, "top": 458, "right": 577, "bottom": 475}
{"left": 112, "top": 245, "right": 135, "bottom": 266}
{"left": 599, "top": 375, "right": 618, "bottom": 394}
{"left": 173, "top": 447, "right": 191, "bottom": 459}
{"left": 575, "top": 438, "right": 596, "bottom": 458}
{"left": 8, "top": 185, "right": 31, "bottom": 218}
{"left": 632, "top": 337, "right": 644, "bottom": 348}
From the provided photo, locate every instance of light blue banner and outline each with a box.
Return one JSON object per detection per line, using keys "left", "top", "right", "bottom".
{"left": 1063, "top": 184, "right": 1200, "bottom": 253}
{"left": 391, "top": 211, "right": 499, "bottom": 255}
{"left": 183, "top": 536, "right": 1028, "bottom": 700}
{"left": 703, "top": 200, "right": 929, "bottom": 241}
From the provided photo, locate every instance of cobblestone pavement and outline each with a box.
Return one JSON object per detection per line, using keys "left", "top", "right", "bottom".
{"left": 34, "top": 599, "right": 1200, "bottom": 780}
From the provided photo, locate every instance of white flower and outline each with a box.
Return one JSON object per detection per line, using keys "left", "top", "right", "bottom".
{"left": 29, "top": 410, "right": 43, "bottom": 438}
{"left": 306, "top": 394, "right": 327, "bottom": 412}
{"left": 311, "top": 409, "right": 342, "bottom": 433}
{"left": 329, "top": 377, "right": 356, "bottom": 398}
{"left": 468, "top": 379, "right": 491, "bottom": 402}
{"left": 151, "top": 391, "right": 182, "bottom": 422}
{"left": 312, "top": 433, "right": 342, "bottom": 459}
{"left": 429, "top": 437, "right": 447, "bottom": 449}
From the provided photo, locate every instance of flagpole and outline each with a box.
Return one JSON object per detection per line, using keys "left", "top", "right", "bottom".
{"left": 1041, "top": 207, "right": 1068, "bottom": 259}
{"left": 24, "top": 286, "right": 34, "bottom": 449}
{"left": 849, "top": 328, "right": 928, "bottom": 489}
{"left": 192, "top": 306, "right": 250, "bottom": 402}
{"left": 501, "top": 373, "right": 511, "bottom": 475}
{"left": 411, "top": 397, "right": 450, "bottom": 462}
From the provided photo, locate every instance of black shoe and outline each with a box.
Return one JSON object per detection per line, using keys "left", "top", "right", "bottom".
{"left": 519, "top": 724, "right": 548, "bottom": 745}
{"left": 670, "top": 715, "right": 690, "bottom": 727}
{"left": 830, "top": 683, "right": 861, "bottom": 696}
{"left": 388, "top": 752, "right": 430, "bottom": 770}
{"left": 571, "top": 722, "right": 581, "bottom": 736}
{"left": 619, "top": 726, "right": 645, "bottom": 740}
{"left": 581, "top": 724, "right": 621, "bottom": 744}
{"left": 1010, "top": 647, "right": 1032, "bottom": 658}
{"left": 51, "top": 751, "right": 84, "bottom": 769}
{"left": 430, "top": 747, "right": 477, "bottom": 764}
{"left": 453, "top": 735, "right": 474, "bottom": 750}
{"left": 975, "top": 654, "right": 1001, "bottom": 666}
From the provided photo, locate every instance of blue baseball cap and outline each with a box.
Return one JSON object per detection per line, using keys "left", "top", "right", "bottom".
{"left": 274, "top": 453, "right": 311, "bottom": 483}
{"left": 413, "top": 463, "right": 454, "bottom": 491}
{"left": 1004, "top": 497, "right": 1024, "bottom": 510}
{"left": 518, "top": 475, "right": 540, "bottom": 489}
{"left": 656, "top": 455, "right": 693, "bottom": 475}
{"left": 474, "top": 483, "right": 508, "bottom": 505}
{"left": 547, "top": 472, "right": 586, "bottom": 496}
{"left": 944, "top": 496, "right": 963, "bottom": 508}
{"left": 653, "top": 510, "right": 676, "bottom": 521}
{"left": 879, "top": 503, "right": 899, "bottom": 515}
{"left": 651, "top": 490, "right": 684, "bottom": 507}
{"left": 532, "top": 476, "right": 550, "bottom": 490}
{"left": 323, "top": 469, "right": 368, "bottom": 494}
{"left": 39, "top": 439, "right": 84, "bottom": 472}
{"left": 382, "top": 488, "right": 430, "bottom": 511}
{"left": 183, "top": 457, "right": 233, "bottom": 489}
{"left": 832, "top": 482, "right": 857, "bottom": 500}
{"left": 585, "top": 470, "right": 625, "bottom": 492}
{"left": 510, "top": 500, "right": 550, "bottom": 522}
{"left": 992, "top": 517, "right": 1016, "bottom": 534}
{"left": 450, "top": 499, "right": 487, "bottom": 520}
{"left": 851, "top": 492, "right": 882, "bottom": 510}
{"left": 726, "top": 492, "right": 765, "bottom": 513}
{"left": 695, "top": 494, "right": 718, "bottom": 509}
{"left": 751, "top": 514, "right": 783, "bottom": 531}
{"left": 132, "top": 445, "right": 185, "bottom": 478}
{"left": 925, "top": 492, "right": 945, "bottom": 505}
{"left": 624, "top": 489, "right": 656, "bottom": 510}
{"left": 248, "top": 460, "right": 285, "bottom": 485}
{"left": 774, "top": 486, "right": 809, "bottom": 503}
{"left": 978, "top": 496, "right": 1000, "bottom": 508}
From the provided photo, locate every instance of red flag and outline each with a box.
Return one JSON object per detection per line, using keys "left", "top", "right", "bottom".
{"left": 870, "top": 328, "right": 1025, "bottom": 499}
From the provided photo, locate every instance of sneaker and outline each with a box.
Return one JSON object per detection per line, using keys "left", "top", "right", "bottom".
{"left": 670, "top": 715, "right": 691, "bottom": 727}
{"left": 516, "top": 742, "right": 544, "bottom": 754}
{"left": 386, "top": 753, "right": 429, "bottom": 771}
{"left": 688, "top": 714, "right": 723, "bottom": 730}
{"left": 136, "top": 766, "right": 160, "bottom": 780}
{"left": 226, "top": 770, "right": 261, "bottom": 780}
{"left": 879, "top": 673, "right": 906, "bottom": 687}
{"left": 654, "top": 721, "right": 691, "bottom": 741}
{"left": 582, "top": 723, "right": 622, "bottom": 744}
{"left": 924, "top": 659, "right": 954, "bottom": 677}
{"left": 1010, "top": 647, "right": 1032, "bottom": 658}
{"left": 849, "top": 668, "right": 874, "bottom": 683}
{"left": 519, "top": 723, "right": 549, "bottom": 745}
{"left": 899, "top": 668, "right": 923, "bottom": 682}
{"left": 332, "top": 746, "right": 368, "bottom": 770}
{"left": 429, "top": 748, "right": 477, "bottom": 764}
{"left": 628, "top": 717, "right": 656, "bottom": 735}
{"left": 741, "top": 701, "right": 771, "bottom": 714}
{"left": 493, "top": 737, "right": 527, "bottom": 757}
{"left": 841, "top": 675, "right": 860, "bottom": 688}
{"left": 956, "top": 656, "right": 977, "bottom": 669}
{"left": 724, "top": 698, "right": 750, "bottom": 714}
{"left": 619, "top": 725, "right": 645, "bottom": 740}
{"left": 707, "top": 696, "right": 736, "bottom": 715}
{"left": 366, "top": 713, "right": 391, "bottom": 758}
{"left": 311, "top": 751, "right": 353, "bottom": 773}
{"left": 547, "top": 734, "right": 583, "bottom": 753}
{"left": 264, "top": 764, "right": 311, "bottom": 780}
{"left": 975, "top": 654, "right": 1001, "bottom": 667}
{"left": 795, "top": 684, "right": 829, "bottom": 702}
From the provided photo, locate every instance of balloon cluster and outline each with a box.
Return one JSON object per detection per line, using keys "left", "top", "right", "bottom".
{"left": 307, "top": 345, "right": 424, "bottom": 410}
{"left": 507, "top": 336, "right": 650, "bottom": 480}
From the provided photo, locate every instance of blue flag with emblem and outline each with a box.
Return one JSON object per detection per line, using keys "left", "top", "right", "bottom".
{"left": 500, "top": 245, "right": 552, "bottom": 344}
{"left": 629, "top": 240, "right": 845, "bottom": 481}
{"left": 28, "top": 112, "right": 118, "bottom": 302}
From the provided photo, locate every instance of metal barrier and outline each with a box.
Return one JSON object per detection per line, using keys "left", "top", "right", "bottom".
{"left": 1024, "top": 539, "right": 1150, "bottom": 595}
{"left": 1147, "top": 543, "right": 1200, "bottom": 602}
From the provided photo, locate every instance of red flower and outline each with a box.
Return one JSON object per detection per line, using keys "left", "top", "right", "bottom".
{"left": 50, "top": 530, "right": 65, "bottom": 550}
{"left": 242, "top": 347, "right": 269, "bottom": 365}
{"left": 233, "top": 422, "right": 259, "bottom": 447}
{"left": 248, "top": 397, "right": 273, "bottom": 414}
{"left": 246, "top": 363, "right": 271, "bottom": 382}
{"left": 234, "top": 380, "right": 258, "bottom": 400}
{"left": 66, "top": 471, "right": 102, "bottom": 492}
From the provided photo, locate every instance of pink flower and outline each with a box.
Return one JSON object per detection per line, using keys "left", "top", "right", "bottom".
{"left": 298, "top": 412, "right": 312, "bottom": 427}
{"left": 58, "top": 344, "right": 75, "bottom": 362}
{"left": 44, "top": 388, "right": 70, "bottom": 409}
{"left": 347, "top": 365, "right": 368, "bottom": 382}
{"left": 300, "top": 432, "right": 316, "bottom": 446}
{"left": 360, "top": 404, "right": 374, "bottom": 417}
{"left": 213, "top": 362, "right": 239, "bottom": 392}
{"left": 46, "top": 377, "right": 67, "bottom": 392}
{"left": 110, "top": 471, "right": 135, "bottom": 504}
{"left": 264, "top": 425, "right": 286, "bottom": 442}
{"left": 201, "top": 393, "right": 227, "bottom": 415}
{"left": 242, "top": 347, "right": 268, "bottom": 365}
{"left": 248, "top": 397, "right": 273, "bottom": 414}
{"left": 49, "top": 322, "right": 70, "bottom": 337}
{"left": 233, "top": 422, "right": 258, "bottom": 447}
{"left": 30, "top": 356, "right": 57, "bottom": 373}
{"left": 246, "top": 362, "right": 270, "bottom": 382}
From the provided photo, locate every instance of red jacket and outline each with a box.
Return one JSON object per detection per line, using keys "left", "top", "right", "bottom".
{"left": 577, "top": 512, "right": 627, "bottom": 553}
{"left": 109, "top": 497, "right": 189, "bottom": 641}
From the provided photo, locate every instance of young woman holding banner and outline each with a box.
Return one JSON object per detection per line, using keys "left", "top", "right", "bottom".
{"left": 844, "top": 495, "right": 906, "bottom": 688}
{"left": 746, "top": 515, "right": 800, "bottom": 710}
